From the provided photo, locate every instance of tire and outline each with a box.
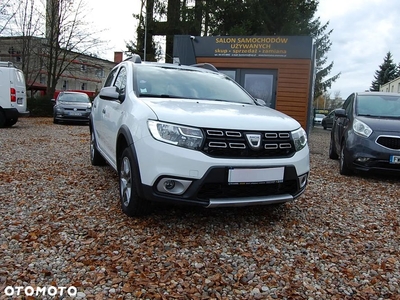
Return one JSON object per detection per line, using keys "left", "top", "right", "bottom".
{"left": 90, "top": 130, "right": 106, "bottom": 166}
{"left": 329, "top": 135, "right": 338, "bottom": 159}
{"left": 119, "top": 147, "right": 150, "bottom": 217}
{"left": 5, "top": 118, "right": 17, "bottom": 127}
{"left": 53, "top": 117, "right": 59, "bottom": 124}
{"left": 339, "top": 142, "right": 352, "bottom": 175}
{"left": 0, "top": 110, "right": 6, "bottom": 128}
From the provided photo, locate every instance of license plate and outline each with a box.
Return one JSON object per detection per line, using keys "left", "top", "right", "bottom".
{"left": 390, "top": 155, "right": 400, "bottom": 164}
{"left": 69, "top": 112, "right": 82, "bottom": 116}
{"left": 228, "top": 167, "right": 284, "bottom": 185}
{"left": 17, "top": 98, "right": 23, "bottom": 104}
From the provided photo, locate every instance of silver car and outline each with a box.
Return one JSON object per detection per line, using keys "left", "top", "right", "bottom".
{"left": 52, "top": 91, "right": 92, "bottom": 124}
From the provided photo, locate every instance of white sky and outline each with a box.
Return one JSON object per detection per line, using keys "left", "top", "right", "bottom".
{"left": 87, "top": 0, "right": 400, "bottom": 99}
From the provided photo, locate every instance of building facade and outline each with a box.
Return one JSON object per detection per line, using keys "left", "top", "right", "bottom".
{"left": 380, "top": 77, "right": 400, "bottom": 94}
{"left": 0, "top": 36, "right": 121, "bottom": 97}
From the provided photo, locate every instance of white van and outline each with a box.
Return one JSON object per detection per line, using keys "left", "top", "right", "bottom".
{"left": 0, "top": 61, "right": 29, "bottom": 127}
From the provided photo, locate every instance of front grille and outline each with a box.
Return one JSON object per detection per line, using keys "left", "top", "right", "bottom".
{"left": 376, "top": 136, "right": 400, "bottom": 150}
{"left": 197, "top": 180, "right": 298, "bottom": 200}
{"left": 201, "top": 128, "right": 295, "bottom": 158}
{"left": 64, "top": 108, "right": 87, "bottom": 112}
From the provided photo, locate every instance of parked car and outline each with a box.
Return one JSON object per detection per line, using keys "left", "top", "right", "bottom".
{"left": 313, "top": 113, "right": 325, "bottom": 126}
{"left": 90, "top": 55, "right": 310, "bottom": 217}
{"left": 321, "top": 111, "right": 335, "bottom": 130}
{"left": 329, "top": 91, "right": 400, "bottom": 175}
{"left": 0, "top": 61, "right": 29, "bottom": 127}
{"left": 52, "top": 91, "right": 92, "bottom": 124}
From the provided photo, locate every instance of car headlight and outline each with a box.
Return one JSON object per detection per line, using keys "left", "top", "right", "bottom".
{"left": 148, "top": 120, "right": 204, "bottom": 150}
{"left": 291, "top": 127, "right": 307, "bottom": 151}
{"left": 353, "top": 119, "right": 372, "bottom": 138}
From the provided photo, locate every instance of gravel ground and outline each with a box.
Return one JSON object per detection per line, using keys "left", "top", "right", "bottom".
{"left": 0, "top": 117, "right": 399, "bottom": 300}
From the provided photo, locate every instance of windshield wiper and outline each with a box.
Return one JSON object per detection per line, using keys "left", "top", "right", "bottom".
{"left": 139, "top": 93, "right": 186, "bottom": 98}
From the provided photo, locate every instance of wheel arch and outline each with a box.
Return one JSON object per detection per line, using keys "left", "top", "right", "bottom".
{"left": 116, "top": 125, "right": 145, "bottom": 198}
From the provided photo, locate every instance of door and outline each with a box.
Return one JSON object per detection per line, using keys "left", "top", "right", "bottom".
{"left": 241, "top": 70, "right": 277, "bottom": 108}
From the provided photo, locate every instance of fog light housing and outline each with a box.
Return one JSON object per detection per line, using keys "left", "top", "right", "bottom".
{"left": 156, "top": 178, "right": 192, "bottom": 195}
{"left": 164, "top": 180, "right": 175, "bottom": 190}
{"left": 298, "top": 173, "right": 308, "bottom": 189}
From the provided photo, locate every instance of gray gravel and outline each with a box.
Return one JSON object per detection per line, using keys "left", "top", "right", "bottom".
{"left": 0, "top": 117, "right": 399, "bottom": 299}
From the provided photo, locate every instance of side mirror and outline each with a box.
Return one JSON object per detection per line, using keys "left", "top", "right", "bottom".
{"left": 334, "top": 108, "right": 347, "bottom": 118}
{"left": 51, "top": 99, "right": 56, "bottom": 104}
{"left": 99, "top": 86, "right": 120, "bottom": 101}
{"left": 254, "top": 98, "right": 267, "bottom": 106}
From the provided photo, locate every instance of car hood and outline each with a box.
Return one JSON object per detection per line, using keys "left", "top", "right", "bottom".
{"left": 358, "top": 116, "right": 400, "bottom": 133}
{"left": 142, "top": 98, "right": 301, "bottom": 131}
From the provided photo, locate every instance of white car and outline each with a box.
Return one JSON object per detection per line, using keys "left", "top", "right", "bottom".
{"left": 90, "top": 55, "right": 309, "bottom": 217}
{"left": 314, "top": 113, "right": 325, "bottom": 126}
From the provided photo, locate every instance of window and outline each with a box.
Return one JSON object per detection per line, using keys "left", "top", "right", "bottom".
{"left": 114, "top": 67, "right": 127, "bottom": 95}
{"left": 62, "top": 80, "right": 68, "bottom": 90}
{"left": 104, "top": 68, "right": 118, "bottom": 87}
{"left": 81, "top": 64, "right": 87, "bottom": 72}
{"left": 81, "top": 83, "right": 87, "bottom": 90}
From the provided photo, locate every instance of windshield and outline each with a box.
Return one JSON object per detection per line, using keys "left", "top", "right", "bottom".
{"left": 134, "top": 65, "right": 254, "bottom": 104}
{"left": 58, "top": 93, "right": 90, "bottom": 103}
{"left": 356, "top": 94, "right": 400, "bottom": 118}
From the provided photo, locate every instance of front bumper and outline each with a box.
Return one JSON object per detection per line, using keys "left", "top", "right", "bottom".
{"left": 54, "top": 111, "right": 91, "bottom": 122}
{"left": 135, "top": 135, "right": 310, "bottom": 208}
{"left": 345, "top": 132, "right": 400, "bottom": 173}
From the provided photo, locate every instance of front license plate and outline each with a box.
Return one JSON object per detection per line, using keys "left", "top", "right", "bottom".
{"left": 228, "top": 167, "right": 284, "bottom": 185}
{"left": 69, "top": 112, "right": 82, "bottom": 116}
{"left": 390, "top": 155, "right": 400, "bottom": 164}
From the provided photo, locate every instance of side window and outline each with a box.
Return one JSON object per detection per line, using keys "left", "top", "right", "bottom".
{"left": 114, "top": 67, "right": 127, "bottom": 95}
{"left": 104, "top": 68, "right": 118, "bottom": 87}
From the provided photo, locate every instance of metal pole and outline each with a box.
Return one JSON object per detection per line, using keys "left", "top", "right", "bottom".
{"left": 144, "top": 0, "right": 147, "bottom": 61}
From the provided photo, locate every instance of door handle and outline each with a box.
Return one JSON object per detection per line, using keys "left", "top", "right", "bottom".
{"left": 102, "top": 108, "right": 106, "bottom": 114}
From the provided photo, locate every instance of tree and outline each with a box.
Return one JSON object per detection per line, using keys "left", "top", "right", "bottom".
{"left": 43, "top": 0, "right": 105, "bottom": 96}
{"left": 0, "top": 0, "right": 19, "bottom": 35}
{"left": 133, "top": 0, "right": 340, "bottom": 98}
{"left": 370, "top": 51, "right": 397, "bottom": 91}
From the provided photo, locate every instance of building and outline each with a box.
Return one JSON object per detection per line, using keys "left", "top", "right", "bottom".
{"left": 0, "top": 36, "right": 122, "bottom": 97}
{"left": 173, "top": 35, "right": 316, "bottom": 132}
{"left": 380, "top": 76, "right": 400, "bottom": 93}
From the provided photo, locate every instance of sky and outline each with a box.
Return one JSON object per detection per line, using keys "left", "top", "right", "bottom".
{"left": 87, "top": 0, "right": 400, "bottom": 99}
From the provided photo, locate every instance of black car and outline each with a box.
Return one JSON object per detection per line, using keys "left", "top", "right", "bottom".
{"left": 321, "top": 111, "right": 335, "bottom": 130}
{"left": 52, "top": 91, "right": 92, "bottom": 124}
{"left": 329, "top": 92, "right": 400, "bottom": 175}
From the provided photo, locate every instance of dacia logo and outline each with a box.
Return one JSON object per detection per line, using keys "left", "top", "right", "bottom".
{"left": 246, "top": 133, "right": 262, "bottom": 150}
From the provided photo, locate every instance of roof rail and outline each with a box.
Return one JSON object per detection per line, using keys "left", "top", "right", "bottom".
{"left": 0, "top": 61, "right": 15, "bottom": 68}
{"left": 191, "top": 63, "right": 218, "bottom": 72}
{"left": 124, "top": 54, "right": 142, "bottom": 63}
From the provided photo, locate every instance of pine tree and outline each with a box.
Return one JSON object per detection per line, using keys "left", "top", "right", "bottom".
{"left": 370, "top": 51, "right": 397, "bottom": 91}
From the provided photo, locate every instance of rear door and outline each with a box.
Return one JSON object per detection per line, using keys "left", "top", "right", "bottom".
{"left": 0, "top": 68, "right": 10, "bottom": 108}
{"left": 13, "top": 69, "right": 27, "bottom": 113}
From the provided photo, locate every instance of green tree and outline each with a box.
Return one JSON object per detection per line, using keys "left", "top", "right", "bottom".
{"left": 370, "top": 51, "right": 397, "bottom": 91}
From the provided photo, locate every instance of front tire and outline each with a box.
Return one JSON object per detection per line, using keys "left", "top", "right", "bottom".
{"left": 339, "top": 142, "right": 352, "bottom": 175}
{"left": 90, "top": 130, "right": 106, "bottom": 166}
{"left": 329, "top": 135, "right": 338, "bottom": 159}
{"left": 119, "top": 147, "right": 150, "bottom": 217}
